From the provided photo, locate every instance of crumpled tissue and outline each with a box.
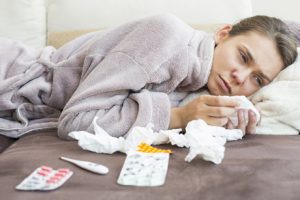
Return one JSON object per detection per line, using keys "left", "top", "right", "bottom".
{"left": 180, "top": 95, "right": 260, "bottom": 128}
{"left": 183, "top": 120, "right": 243, "bottom": 164}
{"left": 69, "top": 117, "right": 243, "bottom": 164}
{"left": 226, "top": 96, "right": 260, "bottom": 127}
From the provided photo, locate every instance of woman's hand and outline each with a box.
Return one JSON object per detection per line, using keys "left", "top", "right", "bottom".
{"left": 169, "top": 95, "right": 240, "bottom": 129}
{"left": 225, "top": 109, "right": 260, "bottom": 135}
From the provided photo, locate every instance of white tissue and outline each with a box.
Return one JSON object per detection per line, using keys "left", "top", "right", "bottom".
{"left": 168, "top": 132, "right": 189, "bottom": 148}
{"left": 180, "top": 94, "right": 260, "bottom": 127}
{"left": 69, "top": 117, "right": 125, "bottom": 154}
{"left": 69, "top": 117, "right": 171, "bottom": 154}
{"left": 69, "top": 117, "right": 243, "bottom": 164}
{"left": 122, "top": 124, "right": 175, "bottom": 152}
{"left": 227, "top": 96, "right": 260, "bottom": 127}
{"left": 183, "top": 120, "right": 243, "bottom": 164}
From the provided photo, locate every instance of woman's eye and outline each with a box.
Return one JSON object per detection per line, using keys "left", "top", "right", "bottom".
{"left": 239, "top": 50, "right": 248, "bottom": 63}
{"left": 253, "top": 74, "right": 263, "bottom": 87}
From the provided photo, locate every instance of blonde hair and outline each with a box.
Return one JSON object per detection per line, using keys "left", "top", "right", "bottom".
{"left": 229, "top": 15, "right": 298, "bottom": 68}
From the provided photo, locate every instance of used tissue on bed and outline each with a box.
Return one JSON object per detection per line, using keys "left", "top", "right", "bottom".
{"left": 69, "top": 116, "right": 243, "bottom": 164}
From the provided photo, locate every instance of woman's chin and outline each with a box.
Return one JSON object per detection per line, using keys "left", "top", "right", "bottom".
{"left": 207, "top": 87, "right": 218, "bottom": 96}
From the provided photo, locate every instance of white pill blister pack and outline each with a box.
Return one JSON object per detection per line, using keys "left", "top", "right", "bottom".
{"left": 117, "top": 151, "right": 169, "bottom": 187}
{"left": 16, "top": 166, "right": 73, "bottom": 191}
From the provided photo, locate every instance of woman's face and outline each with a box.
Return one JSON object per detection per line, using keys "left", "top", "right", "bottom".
{"left": 207, "top": 25, "right": 283, "bottom": 96}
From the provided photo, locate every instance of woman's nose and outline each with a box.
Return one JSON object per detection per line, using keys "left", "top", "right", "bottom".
{"left": 231, "top": 68, "right": 251, "bottom": 85}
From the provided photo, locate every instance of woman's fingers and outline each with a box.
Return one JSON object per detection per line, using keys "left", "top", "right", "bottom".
{"left": 203, "top": 95, "right": 240, "bottom": 107}
{"left": 236, "top": 109, "right": 257, "bottom": 135}
{"left": 245, "top": 110, "right": 257, "bottom": 134}
{"left": 225, "top": 118, "right": 234, "bottom": 129}
{"left": 256, "top": 107, "right": 262, "bottom": 125}
{"left": 206, "top": 105, "right": 237, "bottom": 118}
{"left": 236, "top": 109, "right": 247, "bottom": 134}
{"left": 207, "top": 117, "right": 229, "bottom": 127}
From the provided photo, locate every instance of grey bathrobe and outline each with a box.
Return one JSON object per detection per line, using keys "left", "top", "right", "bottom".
{"left": 0, "top": 14, "right": 215, "bottom": 139}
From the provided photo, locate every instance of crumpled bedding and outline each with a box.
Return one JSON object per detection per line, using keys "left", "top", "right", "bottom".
{"left": 0, "top": 39, "right": 62, "bottom": 138}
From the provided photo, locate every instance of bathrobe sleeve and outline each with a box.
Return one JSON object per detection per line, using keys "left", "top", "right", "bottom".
{"left": 57, "top": 14, "right": 194, "bottom": 139}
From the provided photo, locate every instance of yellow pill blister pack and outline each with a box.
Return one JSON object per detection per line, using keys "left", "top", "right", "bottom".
{"left": 137, "top": 142, "right": 172, "bottom": 154}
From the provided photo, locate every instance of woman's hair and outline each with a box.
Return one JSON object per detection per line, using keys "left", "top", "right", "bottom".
{"left": 229, "top": 15, "right": 298, "bottom": 69}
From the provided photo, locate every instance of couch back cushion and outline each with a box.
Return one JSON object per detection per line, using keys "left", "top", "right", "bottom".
{"left": 47, "top": 0, "right": 252, "bottom": 47}
{"left": 0, "top": 0, "right": 46, "bottom": 49}
{"left": 47, "top": 0, "right": 252, "bottom": 33}
{"left": 47, "top": 24, "right": 225, "bottom": 48}
{"left": 0, "top": 0, "right": 252, "bottom": 48}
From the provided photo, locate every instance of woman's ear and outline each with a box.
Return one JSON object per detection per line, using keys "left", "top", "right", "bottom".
{"left": 214, "top": 24, "right": 233, "bottom": 44}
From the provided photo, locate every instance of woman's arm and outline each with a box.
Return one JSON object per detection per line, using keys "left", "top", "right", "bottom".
{"left": 57, "top": 52, "right": 171, "bottom": 140}
{"left": 170, "top": 94, "right": 259, "bottom": 134}
{"left": 57, "top": 14, "right": 195, "bottom": 139}
{"left": 169, "top": 95, "right": 239, "bottom": 129}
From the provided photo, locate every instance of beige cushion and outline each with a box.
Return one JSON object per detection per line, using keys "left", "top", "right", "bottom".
{"left": 47, "top": 0, "right": 251, "bottom": 33}
{"left": 47, "top": 24, "right": 223, "bottom": 48}
{"left": 48, "top": 29, "right": 98, "bottom": 48}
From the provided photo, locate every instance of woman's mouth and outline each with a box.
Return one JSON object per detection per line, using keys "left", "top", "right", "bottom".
{"left": 218, "top": 75, "right": 232, "bottom": 94}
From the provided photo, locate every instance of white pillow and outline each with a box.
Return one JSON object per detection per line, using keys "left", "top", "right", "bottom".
{"left": 0, "top": 0, "right": 46, "bottom": 49}
{"left": 47, "top": 0, "right": 252, "bottom": 32}
{"left": 250, "top": 48, "right": 300, "bottom": 135}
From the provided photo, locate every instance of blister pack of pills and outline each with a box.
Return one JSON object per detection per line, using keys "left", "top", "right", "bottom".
{"left": 137, "top": 142, "right": 172, "bottom": 154}
{"left": 117, "top": 151, "right": 169, "bottom": 187}
{"left": 16, "top": 166, "right": 73, "bottom": 191}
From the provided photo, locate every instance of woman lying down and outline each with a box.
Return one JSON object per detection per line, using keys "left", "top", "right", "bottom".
{"left": 0, "top": 14, "right": 297, "bottom": 139}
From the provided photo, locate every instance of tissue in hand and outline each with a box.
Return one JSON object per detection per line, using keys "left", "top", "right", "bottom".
{"left": 227, "top": 96, "right": 260, "bottom": 126}
{"left": 179, "top": 93, "right": 260, "bottom": 127}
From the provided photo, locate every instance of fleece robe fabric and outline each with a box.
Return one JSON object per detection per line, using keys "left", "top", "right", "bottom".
{"left": 0, "top": 14, "right": 215, "bottom": 139}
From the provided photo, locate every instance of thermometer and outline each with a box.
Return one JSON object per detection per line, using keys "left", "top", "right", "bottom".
{"left": 60, "top": 156, "right": 109, "bottom": 175}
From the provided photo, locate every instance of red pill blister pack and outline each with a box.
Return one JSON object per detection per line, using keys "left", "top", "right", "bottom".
{"left": 16, "top": 166, "right": 73, "bottom": 191}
